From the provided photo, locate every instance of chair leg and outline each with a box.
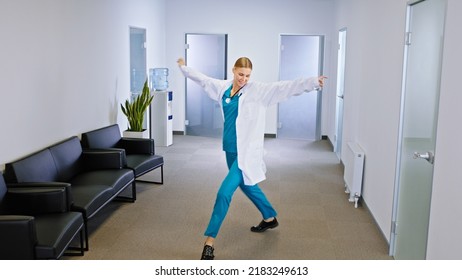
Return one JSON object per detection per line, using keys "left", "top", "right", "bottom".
{"left": 131, "top": 180, "right": 137, "bottom": 201}
{"left": 159, "top": 165, "right": 164, "bottom": 184}
{"left": 115, "top": 181, "right": 136, "bottom": 202}
{"left": 65, "top": 226, "right": 85, "bottom": 256}
{"left": 79, "top": 228, "right": 85, "bottom": 255}
{"left": 83, "top": 219, "right": 89, "bottom": 251}
{"left": 136, "top": 165, "right": 164, "bottom": 185}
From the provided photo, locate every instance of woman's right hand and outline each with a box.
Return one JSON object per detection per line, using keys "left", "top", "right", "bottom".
{"left": 177, "top": 57, "right": 185, "bottom": 67}
{"left": 318, "top": 76, "right": 327, "bottom": 88}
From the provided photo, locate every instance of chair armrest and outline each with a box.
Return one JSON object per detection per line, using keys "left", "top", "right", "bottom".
{"left": 118, "top": 138, "right": 155, "bottom": 155}
{"left": 81, "top": 148, "right": 127, "bottom": 170}
{"left": 7, "top": 182, "right": 73, "bottom": 207}
{"left": 0, "top": 215, "right": 37, "bottom": 260}
{"left": 5, "top": 185, "right": 72, "bottom": 214}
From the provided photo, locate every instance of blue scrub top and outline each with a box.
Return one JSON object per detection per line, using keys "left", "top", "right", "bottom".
{"left": 222, "top": 85, "right": 240, "bottom": 153}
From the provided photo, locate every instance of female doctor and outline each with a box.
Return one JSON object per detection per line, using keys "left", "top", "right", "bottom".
{"left": 177, "top": 57, "right": 325, "bottom": 260}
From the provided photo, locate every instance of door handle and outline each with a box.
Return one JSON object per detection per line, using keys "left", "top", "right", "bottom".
{"left": 413, "top": 151, "right": 434, "bottom": 164}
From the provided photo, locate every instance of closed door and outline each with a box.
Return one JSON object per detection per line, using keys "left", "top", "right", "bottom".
{"left": 129, "top": 27, "right": 147, "bottom": 130}
{"left": 390, "top": 0, "right": 446, "bottom": 259}
{"left": 185, "top": 33, "right": 227, "bottom": 138}
{"left": 335, "top": 29, "right": 347, "bottom": 159}
{"left": 278, "top": 35, "right": 324, "bottom": 140}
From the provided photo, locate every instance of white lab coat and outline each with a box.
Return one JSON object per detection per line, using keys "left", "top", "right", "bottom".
{"left": 180, "top": 65, "right": 320, "bottom": 185}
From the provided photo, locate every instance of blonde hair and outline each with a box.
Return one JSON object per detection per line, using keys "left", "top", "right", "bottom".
{"left": 234, "top": 57, "right": 253, "bottom": 69}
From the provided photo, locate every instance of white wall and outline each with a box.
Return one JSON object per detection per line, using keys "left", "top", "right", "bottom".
{"left": 333, "top": 0, "right": 407, "bottom": 241}
{"left": 164, "top": 0, "right": 336, "bottom": 135}
{"left": 0, "top": 0, "right": 166, "bottom": 169}
{"left": 426, "top": 0, "right": 462, "bottom": 259}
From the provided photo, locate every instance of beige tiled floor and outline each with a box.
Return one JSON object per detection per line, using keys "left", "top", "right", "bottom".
{"left": 65, "top": 135, "right": 392, "bottom": 260}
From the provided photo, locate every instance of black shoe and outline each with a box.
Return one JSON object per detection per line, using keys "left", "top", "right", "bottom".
{"left": 251, "top": 218, "right": 279, "bottom": 232}
{"left": 201, "top": 245, "right": 215, "bottom": 260}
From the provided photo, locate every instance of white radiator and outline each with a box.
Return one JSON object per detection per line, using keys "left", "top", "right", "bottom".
{"left": 343, "top": 142, "right": 365, "bottom": 208}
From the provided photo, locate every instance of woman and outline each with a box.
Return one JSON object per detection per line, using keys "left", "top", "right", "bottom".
{"left": 177, "top": 57, "right": 325, "bottom": 260}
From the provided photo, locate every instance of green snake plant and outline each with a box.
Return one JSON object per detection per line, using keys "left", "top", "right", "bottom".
{"left": 121, "top": 79, "right": 154, "bottom": 131}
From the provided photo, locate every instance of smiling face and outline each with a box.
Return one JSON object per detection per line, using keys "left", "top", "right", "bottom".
{"left": 233, "top": 67, "right": 252, "bottom": 88}
{"left": 232, "top": 57, "right": 253, "bottom": 89}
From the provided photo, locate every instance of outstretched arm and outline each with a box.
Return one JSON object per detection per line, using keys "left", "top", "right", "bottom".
{"left": 258, "top": 75, "right": 327, "bottom": 106}
{"left": 177, "top": 57, "right": 213, "bottom": 84}
{"left": 177, "top": 57, "right": 229, "bottom": 101}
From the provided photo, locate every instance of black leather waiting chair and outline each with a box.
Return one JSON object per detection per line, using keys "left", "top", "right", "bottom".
{"left": 81, "top": 124, "right": 164, "bottom": 200}
{"left": 3, "top": 136, "right": 135, "bottom": 251}
{"left": 0, "top": 173, "right": 84, "bottom": 259}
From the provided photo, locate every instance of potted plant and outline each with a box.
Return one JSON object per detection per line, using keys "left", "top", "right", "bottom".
{"left": 121, "top": 79, "right": 154, "bottom": 138}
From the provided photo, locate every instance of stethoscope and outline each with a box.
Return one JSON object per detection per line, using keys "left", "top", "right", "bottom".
{"left": 224, "top": 85, "right": 245, "bottom": 104}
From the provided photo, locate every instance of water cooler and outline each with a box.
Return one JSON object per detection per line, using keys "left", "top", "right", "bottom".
{"left": 149, "top": 68, "right": 172, "bottom": 146}
{"left": 150, "top": 91, "right": 172, "bottom": 146}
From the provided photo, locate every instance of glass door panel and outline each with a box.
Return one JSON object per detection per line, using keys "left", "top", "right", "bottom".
{"left": 278, "top": 35, "right": 323, "bottom": 140}
{"left": 335, "top": 29, "right": 347, "bottom": 159}
{"left": 392, "top": 0, "right": 446, "bottom": 260}
{"left": 185, "top": 34, "right": 227, "bottom": 138}
{"left": 129, "top": 27, "right": 147, "bottom": 131}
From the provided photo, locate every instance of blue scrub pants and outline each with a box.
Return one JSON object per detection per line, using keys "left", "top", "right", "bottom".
{"left": 204, "top": 152, "right": 277, "bottom": 238}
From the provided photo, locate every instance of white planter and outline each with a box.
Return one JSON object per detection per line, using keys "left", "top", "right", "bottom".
{"left": 123, "top": 129, "right": 149, "bottom": 139}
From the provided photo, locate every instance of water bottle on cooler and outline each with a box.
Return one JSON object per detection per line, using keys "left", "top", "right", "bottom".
{"left": 149, "top": 68, "right": 169, "bottom": 91}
